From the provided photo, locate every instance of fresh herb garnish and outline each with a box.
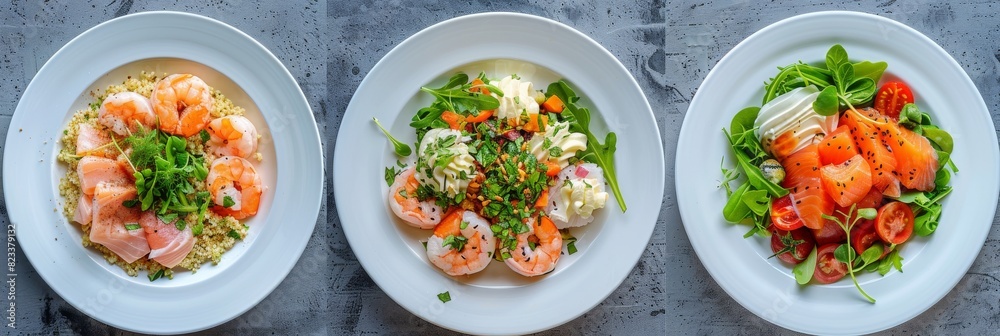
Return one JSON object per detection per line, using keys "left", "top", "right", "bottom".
{"left": 372, "top": 117, "right": 412, "bottom": 156}
{"left": 546, "top": 81, "right": 626, "bottom": 211}
{"left": 199, "top": 129, "right": 210, "bottom": 143}
{"left": 441, "top": 234, "right": 468, "bottom": 251}
{"left": 823, "top": 205, "right": 879, "bottom": 303}
{"left": 227, "top": 229, "right": 242, "bottom": 240}
{"left": 223, "top": 195, "right": 236, "bottom": 208}
{"left": 148, "top": 269, "right": 164, "bottom": 282}
{"left": 437, "top": 291, "right": 451, "bottom": 303}
{"left": 124, "top": 223, "right": 141, "bottom": 231}
{"left": 384, "top": 166, "right": 398, "bottom": 186}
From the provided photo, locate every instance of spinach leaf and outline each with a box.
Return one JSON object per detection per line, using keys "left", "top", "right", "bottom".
{"left": 793, "top": 247, "right": 817, "bottom": 285}
{"left": 852, "top": 61, "right": 888, "bottom": 82}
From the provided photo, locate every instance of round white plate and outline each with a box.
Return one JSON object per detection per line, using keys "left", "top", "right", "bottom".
{"left": 677, "top": 11, "right": 997, "bottom": 335}
{"left": 4, "top": 12, "right": 323, "bottom": 334}
{"left": 334, "top": 12, "right": 663, "bottom": 335}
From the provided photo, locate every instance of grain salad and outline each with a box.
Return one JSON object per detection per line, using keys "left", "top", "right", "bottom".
{"left": 58, "top": 71, "right": 265, "bottom": 280}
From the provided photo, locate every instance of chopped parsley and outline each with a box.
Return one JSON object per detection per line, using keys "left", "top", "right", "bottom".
{"left": 222, "top": 196, "right": 236, "bottom": 208}
{"left": 124, "top": 223, "right": 141, "bottom": 231}
{"left": 441, "top": 234, "right": 468, "bottom": 251}
{"left": 437, "top": 291, "right": 451, "bottom": 303}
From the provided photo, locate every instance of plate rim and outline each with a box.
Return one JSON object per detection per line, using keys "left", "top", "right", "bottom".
{"left": 4, "top": 10, "right": 324, "bottom": 334}
{"left": 676, "top": 10, "right": 998, "bottom": 334}
{"left": 333, "top": 11, "right": 664, "bottom": 334}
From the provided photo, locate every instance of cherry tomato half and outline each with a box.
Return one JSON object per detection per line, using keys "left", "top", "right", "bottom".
{"left": 874, "top": 81, "right": 915, "bottom": 119}
{"left": 851, "top": 219, "right": 879, "bottom": 255}
{"left": 770, "top": 195, "right": 804, "bottom": 231}
{"left": 876, "top": 201, "right": 914, "bottom": 245}
{"left": 770, "top": 227, "right": 816, "bottom": 265}
{"left": 814, "top": 243, "right": 848, "bottom": 284}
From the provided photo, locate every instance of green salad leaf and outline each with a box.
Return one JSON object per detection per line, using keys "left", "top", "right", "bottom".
{"left": 546, "top": 81, "right": 626, "bottom": 212}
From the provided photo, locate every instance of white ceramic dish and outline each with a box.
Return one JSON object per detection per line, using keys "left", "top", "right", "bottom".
{"left": 334, "top": 12, "right": 663, "bottom": 335}
{"left": 676, "top": 11, "right": 998, "bottom": 335}
{"left": 4, "top": 12, "right": 323, "bottom": 334}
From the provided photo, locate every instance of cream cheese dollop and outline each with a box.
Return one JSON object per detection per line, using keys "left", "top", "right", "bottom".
{"left": 491, "top": 75, "right": 540, "bottom": 125}
{"left": 546, "top": 163, "right": 609, "bottom": 229}
{"left": 416, "top": 128, "right": 476, "bottom": 197}
{"left": 754, "top": 86, "right": 838, "bottom": 158}
{"left": 526, "top": 121, "right": 587, "bottom": 169}
{"left": 559, "top": 178, "right": 608, "bottom": 219}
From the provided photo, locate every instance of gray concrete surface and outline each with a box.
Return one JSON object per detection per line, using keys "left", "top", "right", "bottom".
{"left": 1, "top": 0, "right": 997, "bottom": 335}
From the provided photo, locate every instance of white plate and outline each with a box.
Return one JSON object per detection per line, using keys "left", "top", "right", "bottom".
{"left": 334, "top": 12, "right": 663, "bottom": 335}
{"left": 677, "top": 11, "right": 998, "bottom": 335}
{"left": 4, "top": 12, "right": 323, "bottom": 334}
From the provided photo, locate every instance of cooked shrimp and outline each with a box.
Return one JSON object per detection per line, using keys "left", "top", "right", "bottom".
{"left": 387, "top": 167, "right": 443, "bottom": 229}
{"left": 504, "top": 216, "right": 562, "bottom": 277}
{"left": 150, "top": 74, "right": 214, "bottom": 137}
{"left": 98, "top": 92, "right": 156, "bottom": 136}
{"left": 426, "top": 210, "right": 496, "bottom": 276}
{"left": 207, "top": 156, "right": 263, "bottom": 220}
{"left": 205, "top": 115, "right": 258, "bottom": 158}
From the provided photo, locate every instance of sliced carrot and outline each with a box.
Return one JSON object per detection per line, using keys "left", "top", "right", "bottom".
{"left": 544, "top": 160, "right": 561, "bottom": 176}
{"left": 534, "top": 190, "right": 549, "bottom": 209}
{"left": 465, "top": 110, "right": 493, "bottom": 123}
{"left": 470, "top": 78, "right": 491, "bottom": 95}
{"left": 541, "top": 95, "right": 564, "bottom": 113}
{"left": 441, "top": 111, "right": 463, "bottom": 130}
{"left": 523, "top": 114, "right": 548, "bottom": 133}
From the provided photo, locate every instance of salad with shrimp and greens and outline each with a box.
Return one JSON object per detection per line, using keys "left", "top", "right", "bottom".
{"left": 720, "top": 45, "right": 956, "bottom": 302}
{"left": 376, "top": 72, "right": 624, "bottom": 281}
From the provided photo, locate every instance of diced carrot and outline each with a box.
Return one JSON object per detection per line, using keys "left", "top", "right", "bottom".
{"left": 470, "top": 78, "right": 491, "bottom": 95}
{"left": 465, "top": 110, "right": 493, "bottom": 123}
{"left": 534, "top": 190, "right": 549, "bottom": 209}
{"left": 523, "top": 114, "right": 548, "bottom": 133}
{"left": 544, "top": 160, "right": 561, "bottom": 176}
{"left": 541, "top": 95, "right": 565, "bottom": 113}
{"left": 441, "top": 111, "right": 463, "bottom": 130}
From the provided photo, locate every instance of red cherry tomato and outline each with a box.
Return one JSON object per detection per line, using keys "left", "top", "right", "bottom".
{"left": 770, "top": 227, "right": 816, "bottom": 265}
{"left": 851, "top": 219, "right": 879, "bottom": 255}
{"left": 770, "top": 195, "right": 804, "bottom": 231}
{"left": 814, "top": 243, "right": 848, "bottom": 284}
{"left": 876, "top": 201, "right": 915, "bottom": 245}
{"left": 873, "top": 81, "right": 915, "bottom": 119}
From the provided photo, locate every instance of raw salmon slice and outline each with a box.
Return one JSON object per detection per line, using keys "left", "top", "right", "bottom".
{"left": 90, "top": 182, "right": 149, "bottom": 263}
{"left": 781, "top": 143, "right": 834, "bottom": 230}
{"left": 139, "top": 211, "right": 194, "bottom": 268}
{"left": 818, "top": 125, "right": 859, "bottom": 165}
{"left": 820, "top": 154, "right": 874, "bottom": 207}
{"left": 76, "top": 123, "right": 111, "bottom": 157}
{"left": 841, "top": 108, "right": 901, "bottom": 197}
{"left": 880, "top": 122, "right": 939, "bottom": 191}
{"left": 78, "top": 156, "right": 131, "bottom": 195}
{"left": 73, "top": 193, "right": 93, "bottom": 225}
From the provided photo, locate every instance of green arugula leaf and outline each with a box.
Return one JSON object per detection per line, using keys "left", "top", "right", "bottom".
{"left": 546, "top": 80, "right": 626, "bottom": 211}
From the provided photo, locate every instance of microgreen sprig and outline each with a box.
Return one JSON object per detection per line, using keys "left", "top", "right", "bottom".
{"left": 822, "top": 205, "right": 878, "bottom": 303}
{"left": 373, "top": 117, "right": 412, "bottom": 156}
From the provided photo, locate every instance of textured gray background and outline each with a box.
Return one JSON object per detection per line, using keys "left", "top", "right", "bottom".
{"left": 1, "top": 0, "right": 997, "bottom": 335}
